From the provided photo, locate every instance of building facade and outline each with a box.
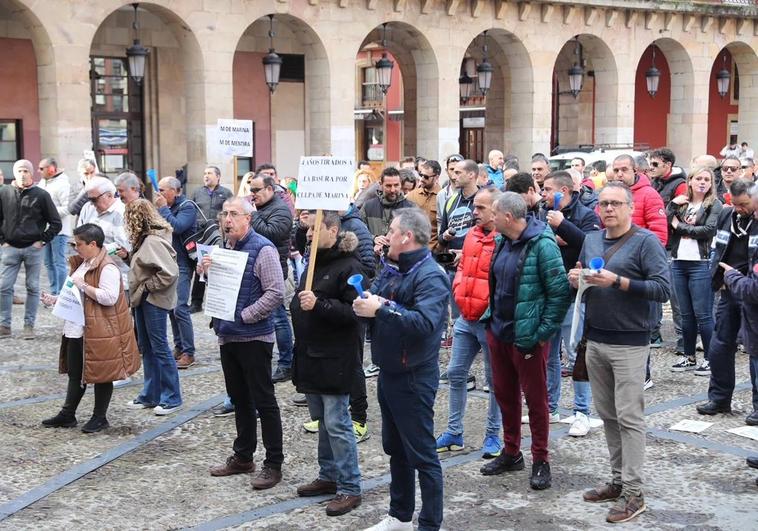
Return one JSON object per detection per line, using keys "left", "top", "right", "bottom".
{"left": 0, "top": 0, "right": 756, "bottom": 191}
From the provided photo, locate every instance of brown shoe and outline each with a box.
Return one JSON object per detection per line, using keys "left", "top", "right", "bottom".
{"left": 583, "top": 483, "right": 623, "bottom": 503}
{"left": 173, "top": 347, "right": 183, "bottom": 360}
{"left": 21, "top": 325, "right": 35, "bottom": 340}
{"left": 12, "top": 295, "right": 23, "bottom": 305}
{"left": 176, "top": 354, "right": 196, "bottom": 369}
{"left": 209, "top": 455, "right": 255, "bottom": 477}
{"left": 606, "top": 494, "right": 646, "bottom": 523}
{"left": 252, "top": 465, "right": 282, "bottom": 490}
{"left": 0, "top": 326, "right": 10, "bottom": 338}
{"left": 297, "top": 478, "right": 337, "bottom": 497}
{"left": 326, "top": 494, "right": 361, "bottom": 516}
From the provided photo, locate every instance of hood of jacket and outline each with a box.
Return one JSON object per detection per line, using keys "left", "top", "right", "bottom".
{"left": 515, "top": 215, "right": 546, "bottom": 245}
{"left": 314, "top": 231, "right": 359, "bottom": 262}
{"left": 631, "top": 173, "right": 654, "bottom": 192}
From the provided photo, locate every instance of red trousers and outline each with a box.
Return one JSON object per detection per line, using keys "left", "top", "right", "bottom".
{"left": 486, "top": 331, "right": 550, "bottom": 462}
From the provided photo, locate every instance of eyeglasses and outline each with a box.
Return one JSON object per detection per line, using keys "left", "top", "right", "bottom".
{"left": 447, "top": 155, "right": 463, "bottom": 163}
{"left": 220, "top": 211, "right": 247, "bottom": 218}
{"left": 722, "top": 166, "right": 740, "bottom": 172}
{"left": 598, "top": 200, "right": 629, "bottom": 209}
{"left": 419, "top": 173, "right": 436, "bottom": 179}
{"left": 88, "top": 191, "right": 107, "bottom": 203}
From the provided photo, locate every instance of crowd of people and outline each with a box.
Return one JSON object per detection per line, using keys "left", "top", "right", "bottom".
{"left": 0, "top": 143, "right": 757, "bottom": 529}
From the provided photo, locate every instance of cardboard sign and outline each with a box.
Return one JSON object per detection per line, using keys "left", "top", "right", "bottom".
{"left": 295, "top": 157, "right": 355, "bottom": 211}
{"left": 216, "top": 119, "right": 253, "bottom": 158}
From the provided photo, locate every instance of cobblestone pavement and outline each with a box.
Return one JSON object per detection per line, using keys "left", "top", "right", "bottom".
{"left": 0, "top": 288, "right": 756, "bottom": 530}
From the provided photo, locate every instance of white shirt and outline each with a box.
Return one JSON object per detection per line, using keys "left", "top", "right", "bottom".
{"left": 62, "top": 261, "right": 121, "bottom": 338}
{"left": 38, "top": 173, "right": 72, "bottom": 236}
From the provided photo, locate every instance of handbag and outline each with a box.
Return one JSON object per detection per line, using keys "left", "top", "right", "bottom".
{"left": 573, "top": 225, "right": 640, "bottom": 382}
{"left": 181, "top": 200, "right": 221, "bottom": 261}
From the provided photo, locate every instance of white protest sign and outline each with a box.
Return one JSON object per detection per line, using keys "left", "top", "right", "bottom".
{"left": 216, "top": 119, "right": 253, "bottom": 158}
{"left": 204, "top": 248, "right": 249, "bottom": 321}
{"left": 295, "top": 157, "right": 355, "bottom": 211}
{"left": 52, "top": 278, "right": 85, "bottom": 326}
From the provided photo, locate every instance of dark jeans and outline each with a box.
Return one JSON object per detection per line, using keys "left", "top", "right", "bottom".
{"left": 350, "top": 325, "right": 368, "bottom": 424}
{"left": 672, "top": 260, "right": 714, "bottom": 359}
{"left": 272, "top": 304, "right": 294, "bottom": 369}
{"left": 62, "top": 337, "right": 113, "bottom": 418}
{"left": 220, "top": 340, "right": 284, "bottom": 468}
{"left": 378, "top": 365, "right": 443, "bottom": 531}
{"left": 190, "top": 269, "right": 205, "bottom": 306}
{"left": 169, "top": 260, "right": 195, "bottom": 356}
{"left": 708, "top": 290, "right": 758, "bottom": 410}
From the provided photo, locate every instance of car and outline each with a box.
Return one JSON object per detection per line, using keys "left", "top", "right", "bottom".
{"left": 549, "top": 144, "right": 650, "bottom": 172}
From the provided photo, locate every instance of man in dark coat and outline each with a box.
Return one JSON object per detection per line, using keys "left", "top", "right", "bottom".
{"left": 291, "top": 211, "right": 364, "bottom": 517}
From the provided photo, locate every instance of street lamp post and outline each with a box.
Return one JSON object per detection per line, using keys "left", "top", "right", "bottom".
{"left": 262, "top": 15, "right": 282, "bottom": 93}
{"left": 375, "top": 24, "right": 393, "bottom": 166}
{"left": 646, "top": 45, "right": 661, "bottom": 98}
{"left": 476, "top": 31, "right": 493, "bottom": 96}
{"left": 716, "top": 53, "right": 731, "bottom": 99}
{"left": 568, "top": 36, "right": 584, "bottom": 98}
{"left": 125, "top": 3, "right": 148, "bottom": 84}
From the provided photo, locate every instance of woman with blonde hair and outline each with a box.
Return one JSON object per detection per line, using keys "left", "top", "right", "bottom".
{"left": 237, "top": 171, "right": 255, "bottom": 198}
{"left": 667, "top": 166, "right": 723, "bottom": 375}
{"left": 124, "top": 199, "right": 183, "bottom": 415}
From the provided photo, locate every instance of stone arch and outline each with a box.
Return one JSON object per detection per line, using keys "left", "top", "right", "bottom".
{"left": 234, "top": 13, "right": 330, "bottom": 176}
{"left": 720, "top": 41, "right": 758, "bottom": 156}
{"left": 551, "top": 33, "right": 619, "bottom": 150}
{"left": 460, "top": 29, "right": 533, "bottom": 162}
{"left": 90, "top": 2, "right": 206, "bottom": 183}
{"left": 359, "top": 21, "right": 439, "bottom": 159}
{"left": 633, "top": 38, "right": 694, "bottom": 159}
{"left": 0, "top": 0, "right": 56, "bottom": 166}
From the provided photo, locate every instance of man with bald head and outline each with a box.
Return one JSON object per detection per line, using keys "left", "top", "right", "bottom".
{"left": 155, "top": 176, "right": 198, "bottom": 368}
{"left": 486, "top": 150, "right": 505, "bottom": 188}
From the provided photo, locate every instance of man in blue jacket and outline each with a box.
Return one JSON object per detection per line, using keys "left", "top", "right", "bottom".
{"left": 354, "top": 208, "right": 449, "bottom": 531}
{"left": 156, "top": 176, "right": 198, "bottom": 369}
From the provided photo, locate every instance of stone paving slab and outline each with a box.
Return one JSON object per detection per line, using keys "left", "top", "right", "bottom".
{"left": 0, "top": 289, "right": 756, "bottom": 529}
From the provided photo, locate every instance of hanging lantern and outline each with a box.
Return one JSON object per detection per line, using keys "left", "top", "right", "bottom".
{"left": 125, "top": 3, "right": 149, "bottom": 84}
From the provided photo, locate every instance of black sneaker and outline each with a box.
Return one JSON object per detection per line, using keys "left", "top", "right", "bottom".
{"left": 466, "top": 375, "right": 476, "bottom": 391}
{"left": 189, "top": 302, "right": 203, "bottom": 314}
{"left": 271, "top": 366, "right": 291, "bottom": 383}
{"left": 480, "top": 451, "right": 524, "bottom": 475}
{"left": 530, "top": 460, "right": 551, "bottom": 490}
{"left": 81, "top": 416, "right": 109, "bottom": 433}
{"left": 439, "top": 370, "right": 448, "bottom": 383}
{"left": 671, "top": 356, "right": 696, "bottom": 372}
{"left": 212, "top": 403, "right": 235, "bottom": 417}
{"left": 41, "top": 411, "right": 77, "bottom": 428}
{"left": 696, "top": 401, "right": 732, "bottom": 415}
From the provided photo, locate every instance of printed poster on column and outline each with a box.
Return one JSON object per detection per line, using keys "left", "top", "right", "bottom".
{"left": 204, "top": 248, "right": 249, "bottom": 321}
{"left": 216, "top": 119, "right": 254, "bottom": 158}
{"left": 295, "top": 156, "right": 355, "bottom": 211}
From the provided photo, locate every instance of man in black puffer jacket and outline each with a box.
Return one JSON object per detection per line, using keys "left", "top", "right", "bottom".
{"left": 249, "top": 174, "right": 295, "bottom": 382}
{"left": 291, "top": 212, "right": 364, "bottom": 516}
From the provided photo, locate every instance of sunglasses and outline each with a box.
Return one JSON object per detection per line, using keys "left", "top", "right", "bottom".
{"left": 447, "top": 155, "right": 463, "bottom": 163}
{"left": 249, "top": 187, "right": 264, "bottom": 194}
{"left": 722, "top": 166, "right": 740, "bottom": 172}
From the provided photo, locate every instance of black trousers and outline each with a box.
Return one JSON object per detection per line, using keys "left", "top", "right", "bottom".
{"left": 190, "top": 269, "right": 205, "bottom": 306}
{"left": 220, "top": 340, "right": 284, "bottom": 469}
{"left": 350, "top": 325, "right": 368, "bottom": 424}
{"left": 62, "top": 337, "right": 113, "bottom": 418}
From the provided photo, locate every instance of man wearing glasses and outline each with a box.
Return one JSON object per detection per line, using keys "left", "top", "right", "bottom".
{"left": 407, "top": 160, "right": 442, "bottom": 249}
{"left": 717, "top": 157, "right": 743, "bottom": 203}
{"left": 569, "top": 183, "right": 670, "bottom": 523}
{"left": 37, "top": 158, "right": 72, "bottom": 296}
{"left": 0, "top": 159, "right": 62, "bottom": 339}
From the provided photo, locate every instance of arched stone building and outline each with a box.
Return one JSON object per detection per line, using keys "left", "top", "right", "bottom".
{"left": 0, "top": 0, "right": 755, "bottom": 189}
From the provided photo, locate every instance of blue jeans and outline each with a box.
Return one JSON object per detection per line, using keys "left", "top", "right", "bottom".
{"left": 446, "top": 270, "right": 460, "bottom": 322}
{"left": 134, "top": 300, "right": 182, "bottom": 407}
{"left": 378, "top": 365, "right": 443, "bottom": 531}
{"left": 547, "top": 303, "right": 591, "bottom": 415}
{"left": 306, "top": 393, "right": 361, "bottom": 496}
{"left": 671, "top": 260, "right": 714, "bottom": 359}
{"left": 169, "top": 260, "right": 195, "bottom": 356}
{"left": 273, "top": 304, "right": 293, "bottom": 369}
{"left": 708, "top": 290, "right": 758, "bottom": 410}
{"left": 0, "top": 245, "right": 42, "bottom": 328}
{"left": 43, "top": 234, "right": 68, "bottom": 295}
{"left": 446, "top": 317, "right": 501, "bottom": 438}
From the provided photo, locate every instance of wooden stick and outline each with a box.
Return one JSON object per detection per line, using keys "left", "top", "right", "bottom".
{"left": 304, "top": 209, "right": 323, "bottom": 291}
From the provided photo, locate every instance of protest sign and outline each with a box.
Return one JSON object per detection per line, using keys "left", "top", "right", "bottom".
{"left": 52, "top": 278, "right": 85, "bottom": 326}
{"left": 216, "top": 119, "right": 253, "bottom": 158}
{"left": 204, "top": 248, "right": 249, "bottom": 321}
{"left": 295, "top": 157, "right": 354, "bottom": 212}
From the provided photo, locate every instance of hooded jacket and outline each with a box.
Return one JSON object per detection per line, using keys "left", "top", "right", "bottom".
{"left": 291, "top": 232, "right": 365, "bottom": 394}
{"left": 369, "top": 247, "right": 450, "bottom": 373}
{"left": 157, "top": 195, "right": 197, "bottom": 264}
{"left": 339, "top": 208, "right": 376, "bottom": 276}
{"left": 629, "top": 174, "right": 668, "bottom": 246}
{"left": 488, "top": 218, "right": 570, "bottom": 350}
{"left": 359, "top": 189, "right": 415, "bottom": 238}
{"left": 485, "top": 166, "right": 504, "bottom": 188}
{"left": 0, "top": 184, "right": 62, "bottom": 247}
{"left": 127, "top": 229, "right": 179, "bottom": 310}
{"left": 251, "top": 193, "right": 294, "bottom": 279}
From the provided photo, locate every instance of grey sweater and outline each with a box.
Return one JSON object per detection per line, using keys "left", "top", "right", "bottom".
{"left": 579, "top": 226, "right": 671, "bottom": 346}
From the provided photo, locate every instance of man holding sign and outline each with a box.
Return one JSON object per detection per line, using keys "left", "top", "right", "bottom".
{"left": 202, "top": 197, "right": 285, "bottom": 490}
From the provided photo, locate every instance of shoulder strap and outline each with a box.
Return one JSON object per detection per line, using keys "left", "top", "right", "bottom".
{"left": 183, "top": 199, "right": 208, "bottom": 223}
{"left": 603, "top": 225, "right": 639, "bottom": 264}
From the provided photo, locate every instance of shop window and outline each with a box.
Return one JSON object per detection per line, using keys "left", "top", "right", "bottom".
{"left": 0, "top": 120, "right": 21, "bottom": 184}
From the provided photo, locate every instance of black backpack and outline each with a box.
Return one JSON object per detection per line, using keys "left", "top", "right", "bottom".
{"left": 181, "top": 200, "right": 221, "bottom": 261}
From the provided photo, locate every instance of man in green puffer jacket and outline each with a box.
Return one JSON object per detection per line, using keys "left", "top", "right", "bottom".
{"left": 480, "top": 191, "right": 570, "bottom": 492}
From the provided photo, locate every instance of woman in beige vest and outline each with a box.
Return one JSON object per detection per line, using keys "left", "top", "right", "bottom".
{"left": 41, "top": 223, "right": 140, "bottom": 433}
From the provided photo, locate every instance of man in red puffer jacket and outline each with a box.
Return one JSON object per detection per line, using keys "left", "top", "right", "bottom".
{"left": 435, "top": 186, "right": 504, "bottom": 459}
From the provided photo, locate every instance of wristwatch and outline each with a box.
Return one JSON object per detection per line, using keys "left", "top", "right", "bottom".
{"left": 612, "top": 274, "right": 622, "bottom": 289}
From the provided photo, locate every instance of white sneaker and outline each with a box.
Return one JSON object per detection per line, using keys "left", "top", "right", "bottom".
{"left": 364, "top": 363, "right": 381, "bottom": 378}
{"left": 568, "top": 411, "right": 590, "bottom": 437}
{"left": 363, "top": 515, "right": 414, "bottom": 531}
{"left": 125, "top": 399, "right": 153, "bottom": 409}
{"left": 154, "top": 404, "right": 183, "bottom": 416}
{"left": 521, "top": 411, "right": 560, "bottom": 424}
{"left": 643, "top": 378, "right": 654, "bottom": 391}
{"left": 113, "top": 377, "right": 132, "bottom": 389}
